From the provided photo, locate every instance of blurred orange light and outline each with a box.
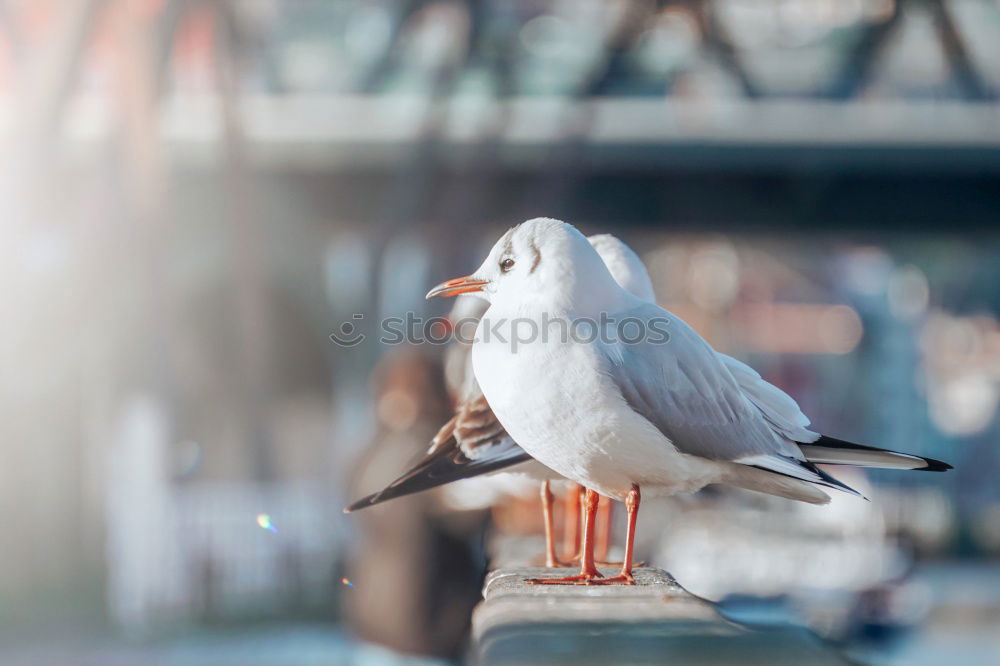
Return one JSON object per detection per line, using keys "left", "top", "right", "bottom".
{"left": 729, "top": 303, "right": 864, "bottom": 355}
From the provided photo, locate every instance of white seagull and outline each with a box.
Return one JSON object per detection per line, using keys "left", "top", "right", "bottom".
{"left": 346, "top": 234, "right": 657, "bottom": 567}
{"left": 424, "top": 217, "right": 951, "bottom": 585}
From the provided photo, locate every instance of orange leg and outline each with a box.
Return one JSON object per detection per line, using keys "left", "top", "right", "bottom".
{"left": 527, "top": 488, "right": 603, "bottom": 584}
{"left": 561, "top": 483, "right": 583, "bottom": 562}
{"left": 591, "top": 484, "right": 639, "bottom": 585}
{"left": 595, "top": 495, "right": 613, "bottom": 563}
{"left": 540, "top": 480, "right": 571, "bottom": 567}
{"left": 568, "top": 497, "right": 634, "bottom": 568}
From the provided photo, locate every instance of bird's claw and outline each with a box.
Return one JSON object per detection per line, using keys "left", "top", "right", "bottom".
{"left": 587, "top": 572, "right": 635, "bottom": 585}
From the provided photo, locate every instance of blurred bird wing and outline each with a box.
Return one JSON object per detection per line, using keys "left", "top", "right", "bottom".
{"left": 433, "top": 386, "right": 519, "bottom": 460}
{"left": 345, "top": 390, "right": 528, "bottom": 512}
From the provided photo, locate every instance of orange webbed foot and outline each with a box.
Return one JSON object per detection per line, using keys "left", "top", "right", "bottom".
{"left": 587, "top": 572, "right": 635, "bottom": 585}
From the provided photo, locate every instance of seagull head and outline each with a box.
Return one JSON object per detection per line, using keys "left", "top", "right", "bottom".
{"left": 426, "top": 217, "right": 630, "bottom": 312}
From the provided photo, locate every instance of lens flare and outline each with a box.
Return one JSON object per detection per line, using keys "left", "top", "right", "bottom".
{"left": 256, "top": 513, "right": 277, "bottom": 533}
{"left": 341, "top": 577, "right": 354, "bottom": 587}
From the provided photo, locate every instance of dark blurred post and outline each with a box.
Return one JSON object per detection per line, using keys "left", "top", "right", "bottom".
{"left": 345, "top": 349, "right": 487, "bottom": 660}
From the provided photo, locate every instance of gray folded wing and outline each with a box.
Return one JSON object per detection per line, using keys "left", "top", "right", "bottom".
{"left": 598, "top": 303, "right": 818, "bottom": 471}
{"left": 716, "top": 353, "right": 819, "bottom": 444}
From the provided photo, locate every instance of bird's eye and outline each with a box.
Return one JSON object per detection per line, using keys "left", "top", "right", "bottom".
{"left": 500, "top": 258, "right": 515, "bottom": 272}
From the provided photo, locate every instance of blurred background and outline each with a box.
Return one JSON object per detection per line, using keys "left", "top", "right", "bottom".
{"left": 2, "top": 0, "right": 1000, "bottom": 664}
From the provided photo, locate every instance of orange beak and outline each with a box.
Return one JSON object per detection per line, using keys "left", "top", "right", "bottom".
{"left": 425, "top": 275, "right": 488, "bottom": 299}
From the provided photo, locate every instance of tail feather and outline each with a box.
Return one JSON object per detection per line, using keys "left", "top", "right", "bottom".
{"left": 738, "top": 453, "right": 867, "bottom": 500}
{"left": 799, "top": 435, "right": 952, "bottom": 472}
{"left": 727, "top": 465, "right": 832, "bottom": 505}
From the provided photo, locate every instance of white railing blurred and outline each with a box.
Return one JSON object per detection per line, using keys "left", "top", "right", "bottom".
{"left": 105, "top": 396, "right": 342, "bottom": 634}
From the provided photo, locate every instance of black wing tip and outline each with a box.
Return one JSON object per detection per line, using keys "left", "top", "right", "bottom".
{"left": 920, "top": 457, "right": 953, "bottom": 472}
{"left": 750, "top": 459, "right": 867, "bottom": 500}
{"left": 343, "top": 450, "right": 534, "bottom": 514}
{"left": 815, "top": 466, "right": 868, "bottom": 500}
{"left": 810, "top": 435, "right": 953, "bottom": 473}
{"left": 344, "top": 492, "right": 381, "bottom": 513}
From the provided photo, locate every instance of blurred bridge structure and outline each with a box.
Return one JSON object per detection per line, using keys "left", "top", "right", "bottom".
{"left": 2, "top": 1, "right": 999, "bottom": 663}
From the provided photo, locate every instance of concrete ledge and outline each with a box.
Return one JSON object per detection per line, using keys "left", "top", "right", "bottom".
{"left": 477, "top": 567, "right": 725, "bottom": 630}
{"left": 472, "top": 567, "right": 848, "bottom": 665}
